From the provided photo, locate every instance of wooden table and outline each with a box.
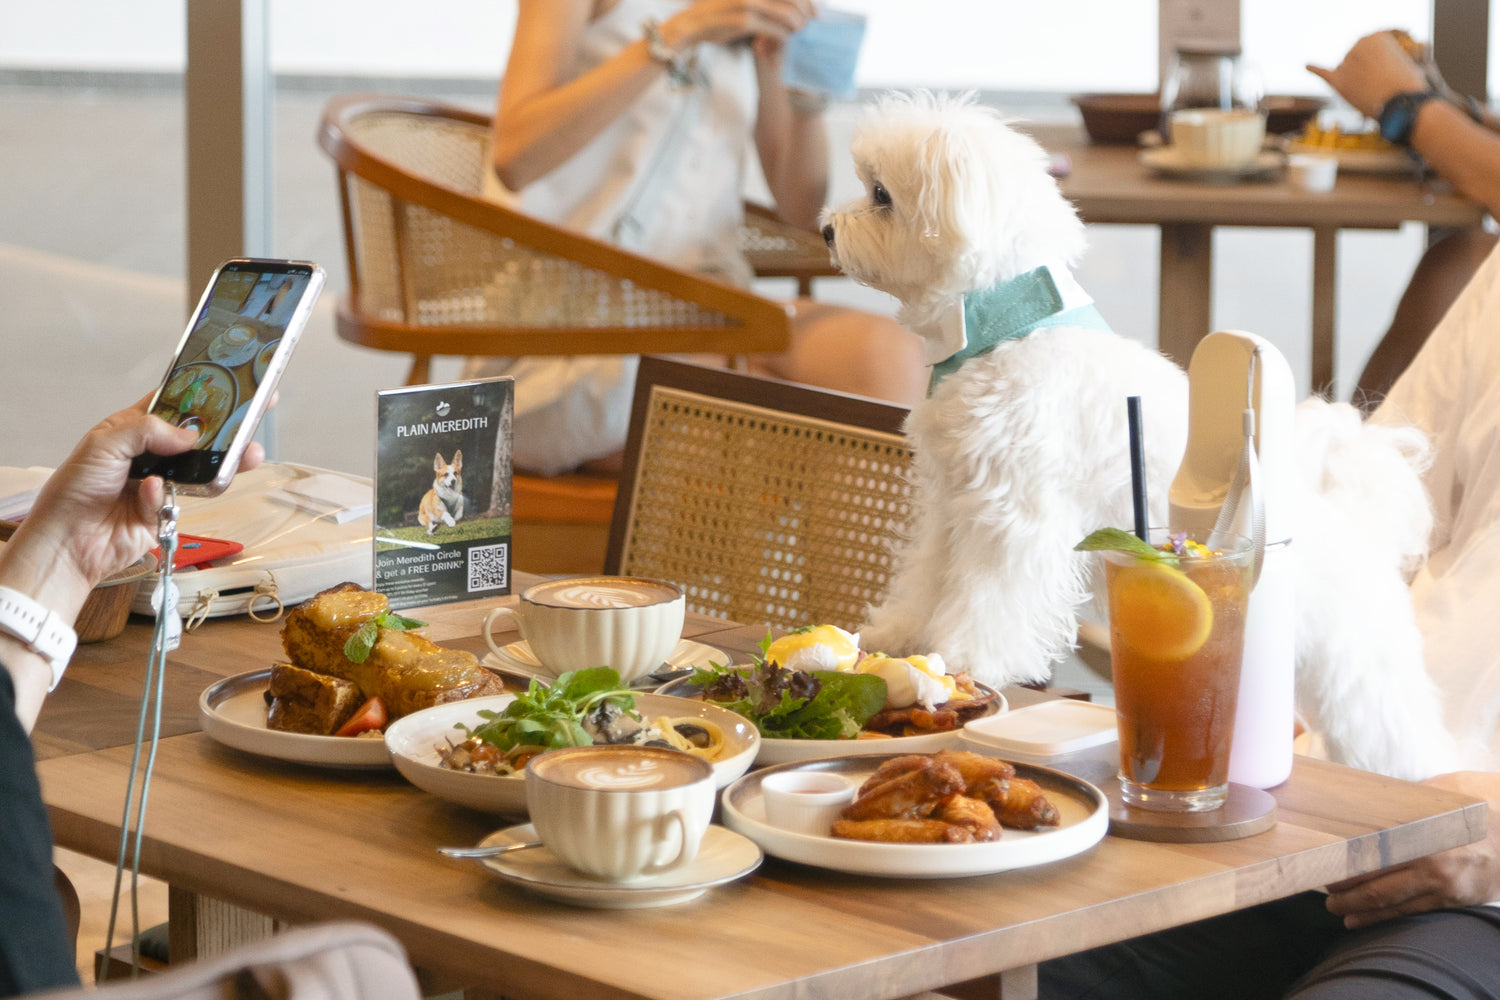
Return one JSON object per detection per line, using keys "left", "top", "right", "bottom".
{"left": 1029, "top": 125, "right": 1487, "bottom": 392}
{"left": 35, "top": 584, "right": 1488, "bottom": 1000}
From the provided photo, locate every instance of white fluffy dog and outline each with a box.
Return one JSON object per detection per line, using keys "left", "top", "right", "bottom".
{"left": 824, "top": 91, "right": 1188, "bottom": 688}
{"left": 823, "top": 92, "right": 1460, "bottom": 779}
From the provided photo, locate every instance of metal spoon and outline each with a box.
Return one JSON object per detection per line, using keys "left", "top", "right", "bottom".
{"left": 438, "top": 840, "right": 543, "bottom": 859}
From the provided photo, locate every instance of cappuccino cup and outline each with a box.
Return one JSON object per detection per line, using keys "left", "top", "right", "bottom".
{"left": 525, "top": 745, "right": 715, "bottom": 882}
{"left": 1169, "top": 108, "right": 1266, "bottom": 167}
{"left": 483, "top": 576, "right": 685, "bottom": 684}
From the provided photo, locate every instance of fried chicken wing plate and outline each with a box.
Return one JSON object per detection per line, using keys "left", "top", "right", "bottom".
{"left": 829, "top": 751, "right": 1061, "bottom": 843}
{"left": 841, "top": 757, "right": 964, "bottom": 821}
{"left": 831, "top": 818, "right": 973, "bottom": 843}
{"left": 935, "top": 794, "right": 1003, "bottom": 841}
{"left": 974, "top": 776, "right": 1062, "bottom": 830}
{"left": 931, "top": 749, "right": 1016, "bottom": 788}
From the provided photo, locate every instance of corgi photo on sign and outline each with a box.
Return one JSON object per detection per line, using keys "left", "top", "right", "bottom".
{"left": 417, "top": 450, "right": 464, "bottom": 535}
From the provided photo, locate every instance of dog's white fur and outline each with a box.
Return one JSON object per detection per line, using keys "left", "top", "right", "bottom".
{"left": 823, "top": 92, "right": 1459, "bottom": 779}
{"left": 418, "top": 450, "right": 464, "bottom": 535}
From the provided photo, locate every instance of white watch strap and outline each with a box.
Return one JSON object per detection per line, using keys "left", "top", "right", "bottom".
{"left": 0, "top": 585, "right": 77, "bottom": 690}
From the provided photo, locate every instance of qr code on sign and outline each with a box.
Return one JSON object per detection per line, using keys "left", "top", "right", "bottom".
{"left": 467, "top": 543, "right": 509, "bottom": 593}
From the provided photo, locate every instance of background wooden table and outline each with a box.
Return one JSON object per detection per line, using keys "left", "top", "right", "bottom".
{"left": 1029, "top": 125, "right": 1486, "bottom": 392}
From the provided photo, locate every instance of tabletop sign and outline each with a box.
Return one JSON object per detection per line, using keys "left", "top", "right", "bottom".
{"left": 374, "top": 377, "right": 514, "bottom": 611}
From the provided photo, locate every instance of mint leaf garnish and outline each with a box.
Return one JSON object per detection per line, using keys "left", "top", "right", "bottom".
{"left": 1074, "top": 527, "right": 1177, "bottom": 565}
{"left": 342, "top": 610, "right": 428, "bottom": 663}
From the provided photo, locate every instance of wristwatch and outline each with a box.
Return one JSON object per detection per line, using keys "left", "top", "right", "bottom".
{"left": 642, "top": 18, "right": 693, "bottom": 88}
{"left": 1377, "top": 90, "right": 1441, "bottom": 148}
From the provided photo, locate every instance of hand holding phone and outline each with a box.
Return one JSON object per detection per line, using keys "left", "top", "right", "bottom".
{"left": 130, "top": 258, "right": 324, "bottom": 496}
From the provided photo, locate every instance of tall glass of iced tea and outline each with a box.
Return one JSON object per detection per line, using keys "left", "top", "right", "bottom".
{"left": 1101, "top": 530, "right": 1254, "bottom": 812}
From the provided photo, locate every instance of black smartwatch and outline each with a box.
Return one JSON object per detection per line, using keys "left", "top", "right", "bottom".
{"left": 1377, "top": 90, "right": 1441, "bottom": 147}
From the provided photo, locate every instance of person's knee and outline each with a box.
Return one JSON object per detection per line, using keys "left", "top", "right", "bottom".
{"left": 785, "top": 305, "right": 926, "bottom": 405}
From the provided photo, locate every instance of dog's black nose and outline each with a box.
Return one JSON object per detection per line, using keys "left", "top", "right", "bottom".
{"left": 821, "top": 224, "right": 835, "bottom": 247}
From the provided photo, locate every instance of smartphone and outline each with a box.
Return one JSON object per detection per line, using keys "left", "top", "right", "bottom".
{"left": 130, "top": 258, "right": 325, "bottom": 496}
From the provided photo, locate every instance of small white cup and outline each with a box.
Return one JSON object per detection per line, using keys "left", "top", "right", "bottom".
{"left": 483, "top": 576, "right": 685, "bottom": 684}
{"left": 1287, "top": 153, "right": 1338, "bottom": 193}
{"left": 525, "top": 745, "right": 715, "bottom": 882}
{"left": 760, "top": 770, "right": 857, "bottom": 836}
{"left": 1169, "top": 108, "right": 1266, "bottom": 167}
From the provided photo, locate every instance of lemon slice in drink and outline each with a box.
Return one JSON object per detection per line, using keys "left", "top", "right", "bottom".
{"left": 1110, "top": 561, "right": 1214, "bottom": 660}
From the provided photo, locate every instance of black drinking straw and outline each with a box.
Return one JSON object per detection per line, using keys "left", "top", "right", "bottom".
{"left": 1127, "top": 396, "right": 1149, "bottom": 542}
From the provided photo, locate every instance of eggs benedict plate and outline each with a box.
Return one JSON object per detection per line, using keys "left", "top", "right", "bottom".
{"left": 657, "top": 625, "right": 1007, "bottom": 765}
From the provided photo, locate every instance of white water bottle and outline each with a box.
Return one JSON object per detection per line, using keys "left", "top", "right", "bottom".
{"left": 1168, "top": 332, "right": 1296, "bottom": 789}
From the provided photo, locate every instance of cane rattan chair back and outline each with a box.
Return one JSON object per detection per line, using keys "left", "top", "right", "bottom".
{"left": 605, "top": 357, "right": 913, "bottom": 632}
{"left": 317, "top": 93, "right": 792, "bottom": 386}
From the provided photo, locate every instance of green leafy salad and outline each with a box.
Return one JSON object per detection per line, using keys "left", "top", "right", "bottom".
{"left": 457, "top": 666, "right": 636, "bottom": 753}
{"left": 686, "top": 633, "right": 887, "bottom": 740}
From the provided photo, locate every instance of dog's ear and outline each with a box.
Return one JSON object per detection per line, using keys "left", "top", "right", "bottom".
{"left": 433, "top": 452, "right": 445, "bottom": 471}
{"left": 452, "top": 450, "right": 463, "bottom": 471}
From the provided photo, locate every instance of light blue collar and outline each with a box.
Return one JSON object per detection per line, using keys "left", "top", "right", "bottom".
{"left": 928, "top": 266, "right": 1110, "bottom": 393}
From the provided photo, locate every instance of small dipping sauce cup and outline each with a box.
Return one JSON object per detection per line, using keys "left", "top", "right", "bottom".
{"left": 760, "top": 770, "right": 857, "bottom": 836}
{"left": 1101, "top": 530, "right": 1254, "bottom": 812}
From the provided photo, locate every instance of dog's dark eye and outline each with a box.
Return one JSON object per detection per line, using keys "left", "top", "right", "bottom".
{"left": 871, "top": 183, "right": 892, "bottom": 208}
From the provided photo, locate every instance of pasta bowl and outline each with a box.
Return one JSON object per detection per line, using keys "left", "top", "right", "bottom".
{"left": 385, "top": 693, "right": 758, "bottom": 815}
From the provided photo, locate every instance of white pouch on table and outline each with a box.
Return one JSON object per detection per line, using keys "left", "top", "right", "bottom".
{"left": 128, "top": 462, "right": 373, "bottom": 626}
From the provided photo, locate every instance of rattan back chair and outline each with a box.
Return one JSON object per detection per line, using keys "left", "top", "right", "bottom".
{"left": 605, "top": 356, "right": 913, "bottom": 632}
{"left": 317, "top": 93, "right": 795, "bottom": 385}
{"left": 317, "top": 93, "right": 802, "bottom": 573}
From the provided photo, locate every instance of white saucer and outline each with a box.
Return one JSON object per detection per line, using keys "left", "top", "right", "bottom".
{"left": 482, "top": 638, "right": 726, "bottom": 684}
{"left": 476, "top": 823, "right": 762, "bottom": 908}
{"left": 1139, "top": 146, "right": 1282, "bottom": 182}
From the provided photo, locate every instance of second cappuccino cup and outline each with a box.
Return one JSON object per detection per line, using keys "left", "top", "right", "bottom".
{"left": 483, "top": 576, "right": 685, "bottom": 684}
{"left": 525, "top": 745, "right": 715, "bottom": 882}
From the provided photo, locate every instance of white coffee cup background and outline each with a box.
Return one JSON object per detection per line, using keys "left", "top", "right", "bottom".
{"left": 760, "top": 770, "right": 856, "bottom": 836}
{"left": 483, "top": 576, "right": 685, "bottom": 684}
{"left": 1169, "top": 108, "right": 1267, "bottom": 167}
{"left": 1287, "top": 153, "right": 1338, "bottom": 193}
{"left": 526, "top": 745, "right": 716, "bottom": 882}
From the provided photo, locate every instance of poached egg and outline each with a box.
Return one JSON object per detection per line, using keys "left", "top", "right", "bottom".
{"left": 853, "top": 652, "right": 969, "bottom": 711}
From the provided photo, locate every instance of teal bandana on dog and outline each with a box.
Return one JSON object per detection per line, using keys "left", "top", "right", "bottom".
{"left": 928, "top": 266, "right": 1111, "bottom": 393}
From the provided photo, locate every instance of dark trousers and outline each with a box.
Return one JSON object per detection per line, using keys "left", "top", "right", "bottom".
{"left": 1039, "top": 891, "right": 1500, "bottom": 1000}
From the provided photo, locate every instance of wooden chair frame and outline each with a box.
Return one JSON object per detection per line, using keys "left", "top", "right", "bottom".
{"left": 605, "top": 356, "right": 912, "bottom": 630}
{"left": 317, "top": 93, "right": 793, "bottom": 386}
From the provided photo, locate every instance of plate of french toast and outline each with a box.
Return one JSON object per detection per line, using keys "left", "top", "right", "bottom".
{"left": 198, "top": 583, "right": 511, "bottom": 769}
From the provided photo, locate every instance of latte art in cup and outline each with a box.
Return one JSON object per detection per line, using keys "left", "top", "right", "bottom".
{"left": 526, "top": 746, "right": 716, "bottom": 882}
{"left": 528, "top": 578, "right": 679, "bottom": 610}
{"left": 482, "top": 576, "right": 686, "bottom": 684}
{"left": 530, "top": 747, "right": 707, "bottom": 791}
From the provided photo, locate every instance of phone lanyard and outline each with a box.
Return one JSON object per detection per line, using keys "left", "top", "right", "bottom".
{"left": 101, "top": 485, "right": 183, "bottom": 980}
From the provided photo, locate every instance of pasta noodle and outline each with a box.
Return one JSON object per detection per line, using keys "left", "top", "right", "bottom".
{"left": 651, "top": 716, "right": 728, "bottom": 762}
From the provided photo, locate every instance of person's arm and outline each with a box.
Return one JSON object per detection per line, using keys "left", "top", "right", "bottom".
{"left": 1308, "top": 30, "right": 1500, "bottom": 217}
{"left": 751, "top": 34, "right": 829, "bottom": 231}
{"left": 492, "top": 0, "right": 815, "bottom": 192}
{"left": 1323, "top": 770, "right": 1500, "bottom": 928}
{"left": 0, "top": 400, "right": 262, "bottom": 732}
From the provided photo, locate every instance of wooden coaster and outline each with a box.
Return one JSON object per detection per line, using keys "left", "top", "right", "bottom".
{"left": 1106, "top": 781, "right": 1277, "bottom": 843}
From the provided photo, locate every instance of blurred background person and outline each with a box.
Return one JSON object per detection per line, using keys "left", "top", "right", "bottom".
{"left": 1310, "top": 29, "right": 1500, "bottom": 404}
{"left": 467, "top": 0, "right": 926, "bottom": 477}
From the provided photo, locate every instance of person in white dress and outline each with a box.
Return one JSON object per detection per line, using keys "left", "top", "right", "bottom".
{"left": 469, "top": 0, "right": 925, "bottom": 476}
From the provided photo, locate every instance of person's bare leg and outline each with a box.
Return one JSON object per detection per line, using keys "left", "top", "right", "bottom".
{"left": 1354, "top": 227, "right": 1498, "bottom": 410}
{"left": 748, "top": 300, "right": 927, "bottom": 407}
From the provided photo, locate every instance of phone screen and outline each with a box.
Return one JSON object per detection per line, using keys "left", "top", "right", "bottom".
{"left": 130, "top": 258, "right": 324, "bottom": 494}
